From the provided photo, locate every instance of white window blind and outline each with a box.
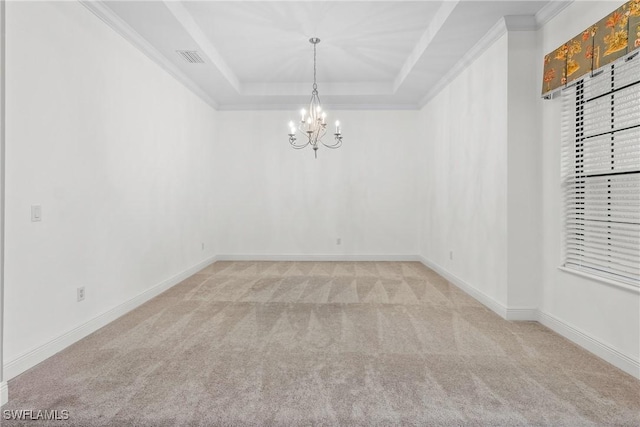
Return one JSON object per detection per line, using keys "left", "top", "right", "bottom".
{"left": 561, "top": 53, "right": 640, "bottom": 287}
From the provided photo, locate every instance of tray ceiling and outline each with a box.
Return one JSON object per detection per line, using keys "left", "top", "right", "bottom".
{"left": 85, "top": 1, "right": 571, "bottom": 110}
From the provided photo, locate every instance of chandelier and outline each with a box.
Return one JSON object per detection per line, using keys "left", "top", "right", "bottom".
{"left": 288, "top": 38, "right": 343, "bottom": 158}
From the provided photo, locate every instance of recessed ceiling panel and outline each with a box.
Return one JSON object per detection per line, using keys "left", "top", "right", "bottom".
{"left": 183, "top": 1, "right": 442, "bottom": 83}
{"left": 98, "top": 0, "right": 562, "bottom": 109}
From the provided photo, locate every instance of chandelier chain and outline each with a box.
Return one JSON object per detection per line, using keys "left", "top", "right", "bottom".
{"left": 313, "top": 41, "right": 317, "bottom": 91}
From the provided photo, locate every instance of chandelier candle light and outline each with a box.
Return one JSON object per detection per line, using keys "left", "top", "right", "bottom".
{"left": 288, "top": 38, "right": 343, "bottom": 158}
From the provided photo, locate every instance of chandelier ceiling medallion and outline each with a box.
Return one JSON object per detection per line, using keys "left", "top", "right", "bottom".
{"left": 288, "top": 38, "right": 343, "bottom": 158}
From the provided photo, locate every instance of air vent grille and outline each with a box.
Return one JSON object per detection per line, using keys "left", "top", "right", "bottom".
{"left": 176, "top": 50, "right": 205, "bottom": 64}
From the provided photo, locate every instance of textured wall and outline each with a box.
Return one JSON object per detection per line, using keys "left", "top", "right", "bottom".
{"left": 418, "top": 0, "right": 639, "bottom": 372}
{"left": 506, "top": 30, "right": 542, "bottom": 310}
{"left": 418, "top": 34, "right": 509, "bottom": 307}
{"left": 3, "top": 0, "right": 637, "bottom": 385}
{"left": 4, "top": 1, "right": 217, "bottom": 365}
{"left": 538, "top": 0, "right": 640, "bottom": 363}
{"left": 213, "top": 110, "right": 420, "bottom": 258}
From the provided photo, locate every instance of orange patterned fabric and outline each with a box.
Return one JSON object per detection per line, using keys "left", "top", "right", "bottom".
{"left": 542, "top": 0, "right": 640, "bottom": 96}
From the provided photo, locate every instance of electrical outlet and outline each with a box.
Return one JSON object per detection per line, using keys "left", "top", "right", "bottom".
{"left": 77, "top": 287, "right": 85, "bottom": 302}
{"left": 31, "top": 205, "right": 42, "bottom": 222}
{"left": 336, "top": 238, "right": 342, "bottom": 245}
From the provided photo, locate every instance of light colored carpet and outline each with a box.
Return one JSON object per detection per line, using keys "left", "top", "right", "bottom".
{"left": 4, "top": 261, "right": 640, "bottom": 426}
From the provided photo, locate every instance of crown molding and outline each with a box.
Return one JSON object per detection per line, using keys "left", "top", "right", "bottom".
{"left": 418, "top": 1, "right": 575, "bottom": 108}
{"left": 81, "top": 0, "right": 574, "bottom": 112}
{"left": 535, "top": 0, "right": 573, "bottom": 29}
{"left": 79, "top": 0, "right": 219, "bottom": 110}
{"left": 419, "top": 16, "right": 507, "bottom": 107}
{"left": 393, "top": 0, "right": 459, "bottom": 92}
{"left": 216, "top": 103, "right": 420, "bottom": 111}
{"left": 504, "top": 15, "right": 538, "bottom": 31}
{"left": 163, "top": 0, "right": 241, "bottom": 94}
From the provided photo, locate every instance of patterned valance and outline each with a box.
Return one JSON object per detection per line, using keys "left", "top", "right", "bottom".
{"left": 542, "top": 0, "right": 640, "bottom": 96}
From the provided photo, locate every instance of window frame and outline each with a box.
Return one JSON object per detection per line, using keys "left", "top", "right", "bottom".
{"left": 559, "top": 53, "right": 640, "bottom": 290}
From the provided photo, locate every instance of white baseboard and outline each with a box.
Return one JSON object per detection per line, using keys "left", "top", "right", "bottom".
{"left": 418, "top": 256, "right": 508, "bottom": 318}
{"left": 4, "top": 253, "right": 637, "bottom": 391}
{"left": 3, "top": 255, "right": 218, "bottom": 381}
{"left": 0, "top": 382, "right": 7, "bottom": 407}
{"left": 417, "top": 256, "right": 639, "bottom": 378}
{"left": 538, "top": 310, "right": 640, "bottom": 379}
{"left": 505, "top": 308, "right": 539, "bottom": 321}
{"left": 216, "top": 254, "right": 422, "bottom": 262}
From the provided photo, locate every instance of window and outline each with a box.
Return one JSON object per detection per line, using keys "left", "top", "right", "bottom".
{"left": 561, "top": 53, "right": 640, "bottom": 287}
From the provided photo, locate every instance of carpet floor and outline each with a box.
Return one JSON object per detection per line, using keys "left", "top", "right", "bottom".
{"left": 4, "top": 261, "right": 640, "bottom": 426}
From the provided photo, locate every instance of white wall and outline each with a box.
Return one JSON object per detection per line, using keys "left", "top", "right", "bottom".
{"left": 4, "top": 1, "right": 217, "bottom": 374}
{"left": 506, "top": 29, "right": 541, "bottom": 310}
{"left": 538, "top": 1, "right": 640, "bottom": 369}
{"left": 2, "top": 0, "right": 637, "bottom": 390}
{"left": 417, "top": 26, "right": 542, "bottom": 315}
{"left": 213, "top": 110, "right": 420, "bottom": 258}
{"left": 418, "top": 33, "right": 509, "bottom": 307}
{"left": 0, "top": 0, "right": 7, "bottom": 405}
{"left": 418, "top": 0, "right": 639, "bottom": 376}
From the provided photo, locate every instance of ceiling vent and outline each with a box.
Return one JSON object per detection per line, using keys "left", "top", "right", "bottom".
{"left": 176, "top": 50, "right": 205, "bottom": 64}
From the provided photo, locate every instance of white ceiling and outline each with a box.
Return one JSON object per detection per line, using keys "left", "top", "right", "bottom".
{"left": 86, "top": 1, "right": 571, "bottom": 110}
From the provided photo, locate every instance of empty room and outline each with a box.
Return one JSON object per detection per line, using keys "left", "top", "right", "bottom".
{"left": 0, "top": 0, "right": 639, "bottom": 425}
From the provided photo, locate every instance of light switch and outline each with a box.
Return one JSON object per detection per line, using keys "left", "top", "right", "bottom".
{"left": 31, "top": 205, "right": 42, "bottom": 222}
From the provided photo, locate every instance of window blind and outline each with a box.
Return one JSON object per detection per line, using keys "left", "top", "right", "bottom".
{"left": 561, "top": 53, "right": 640, "bottom": 286}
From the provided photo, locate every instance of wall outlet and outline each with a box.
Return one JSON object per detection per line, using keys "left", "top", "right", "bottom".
{"left": 449, "top": 251, "right": 453, "bottom": 260}
{"left": 336, "top": 238, "right": 342, "bottom": 245}
{"left": 77, "top": 287, "right": 85, "bottom": 302}
{"left": 31, "top": 205, "right": 42, "bottom": 222}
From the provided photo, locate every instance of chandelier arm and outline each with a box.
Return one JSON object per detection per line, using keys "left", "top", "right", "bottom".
{"left": 321, "top": 138, "right": 342, "bottom": 149}
{"left": 290, "top": 137, "right": 310, "bottom": 148}
{"left": 289, "top": 133, "right": 310, "bottom": 149}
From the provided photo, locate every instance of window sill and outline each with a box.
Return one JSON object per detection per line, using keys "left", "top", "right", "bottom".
{"left": 558, "top": 266, "right": 639, "bottom": 294}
